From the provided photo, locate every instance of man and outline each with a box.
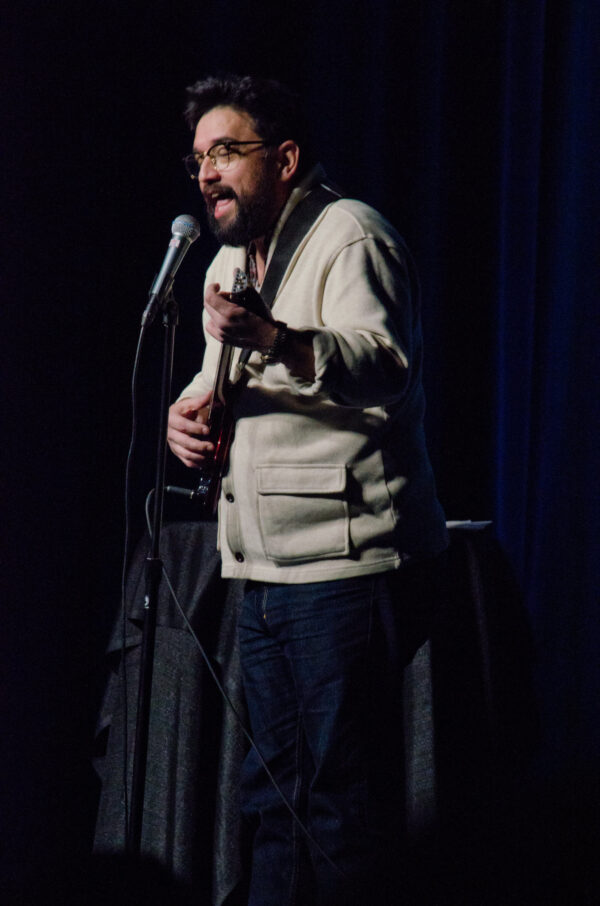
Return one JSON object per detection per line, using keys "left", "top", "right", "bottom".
{"left": 167, "top": 75, "right": 448, "bottom": 906}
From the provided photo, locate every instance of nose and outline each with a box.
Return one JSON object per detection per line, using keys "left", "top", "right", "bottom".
{"left": 198, "top": 154, "right": 219, "bottom": 184}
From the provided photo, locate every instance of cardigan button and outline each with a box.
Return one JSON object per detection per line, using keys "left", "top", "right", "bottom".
{"left": 235, "top": 552, "right": 245, "bottom": 563}
{"left": 225, "top": 493, "right": 234, "bottom": 503}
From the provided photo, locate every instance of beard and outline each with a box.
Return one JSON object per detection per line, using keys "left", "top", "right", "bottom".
{"left": 203, "top": 166, "right": 279, "bottom": 247}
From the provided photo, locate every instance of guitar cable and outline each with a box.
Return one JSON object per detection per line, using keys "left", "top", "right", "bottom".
{"left": 142, "top": 488, "right": 347, "bottom": 881}
{"left": 116, "top": 316, "right": 346, "bottom": 880}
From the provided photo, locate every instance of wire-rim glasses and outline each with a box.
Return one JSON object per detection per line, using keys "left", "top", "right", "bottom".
{"left": 183, "top": 140, "right": 271, "bottom": 179}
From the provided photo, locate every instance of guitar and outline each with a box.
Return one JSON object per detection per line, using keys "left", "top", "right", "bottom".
{"left": 192, "top": 267, "right": 253, "bottom": 514}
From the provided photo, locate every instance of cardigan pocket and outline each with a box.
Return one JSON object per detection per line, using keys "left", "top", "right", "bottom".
{"left": 256, "top": 464, "right": 350, "bottom": 564}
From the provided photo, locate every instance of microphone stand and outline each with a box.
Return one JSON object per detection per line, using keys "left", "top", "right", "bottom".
{"left": 127, "top": 288, "right": 178, "bottom": 856}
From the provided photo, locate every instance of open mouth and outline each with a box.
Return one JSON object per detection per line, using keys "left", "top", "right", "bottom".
{"left": 214, "top": 197, "right": 234, "bottom": 219}
{"left": 205, "top": 189, "right": 237, "bottom": 220}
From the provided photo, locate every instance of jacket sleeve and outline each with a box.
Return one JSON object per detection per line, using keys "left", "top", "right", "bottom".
{"left": 294, "top": 236, "right": 421, "bottom": 408}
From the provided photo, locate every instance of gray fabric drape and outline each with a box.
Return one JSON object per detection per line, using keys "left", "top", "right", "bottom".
{"left": 94, "top": 521, "right": 246, "bottom": 904}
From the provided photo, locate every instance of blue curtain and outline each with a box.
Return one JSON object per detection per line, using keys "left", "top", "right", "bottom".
{"left": 490, "top": 2, "right": 599, "bottom": 778}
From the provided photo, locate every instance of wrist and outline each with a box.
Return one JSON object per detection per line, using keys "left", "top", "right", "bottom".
{"left": 260, "top": 320, "right": 290, "bottom": 365}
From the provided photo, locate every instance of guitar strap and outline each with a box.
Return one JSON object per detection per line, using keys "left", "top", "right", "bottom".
{"left": 237, "top": 182, "right": 341, "bottom": 370}
{"left": 258, "top": 182, "right": 342, "bottom": 309}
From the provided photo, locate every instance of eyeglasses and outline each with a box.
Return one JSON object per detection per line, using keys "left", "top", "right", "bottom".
{"left": 183, "top": 140, "right": 271, "bottom": 179}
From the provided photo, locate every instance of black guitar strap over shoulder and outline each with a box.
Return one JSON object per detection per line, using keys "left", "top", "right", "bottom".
{"left": 259, "top": 182, "right": 341, "bottom": 309}
{"left": 236, "top": 182, "right": 341, "bottom": 369}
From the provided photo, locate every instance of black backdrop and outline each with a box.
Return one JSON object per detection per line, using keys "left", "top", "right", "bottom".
{"left": 3, "top": 0, "right": 598, "bottom": 900}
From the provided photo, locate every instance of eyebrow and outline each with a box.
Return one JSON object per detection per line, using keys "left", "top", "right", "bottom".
{"left": 192, "top": 136, "right": 238, "bottom": 153}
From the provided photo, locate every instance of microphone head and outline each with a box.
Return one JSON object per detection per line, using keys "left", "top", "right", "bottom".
{"left": 171, "top": 214, "right": 201, "bottom": 243}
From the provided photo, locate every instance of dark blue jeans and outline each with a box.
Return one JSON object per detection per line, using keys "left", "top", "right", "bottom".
{"left": 238, "top": 568, "right": 439, "bottom": 906}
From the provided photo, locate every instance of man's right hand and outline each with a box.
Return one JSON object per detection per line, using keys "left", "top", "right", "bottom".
{"left": 167, "top": 392, "right": 214, "bottom": 468}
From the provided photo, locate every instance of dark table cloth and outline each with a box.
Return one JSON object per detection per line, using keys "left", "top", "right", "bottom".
{"left": 93, "top": 522, "right": 536, "bottom": 905}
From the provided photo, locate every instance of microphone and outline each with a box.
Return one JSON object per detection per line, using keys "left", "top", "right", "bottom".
{"left": 142, "top": 214, "right": 201, "bottom": 326}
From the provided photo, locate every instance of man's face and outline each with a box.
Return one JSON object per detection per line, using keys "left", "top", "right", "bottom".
{"left": 193, "top": 106, "right": 282, "bottom": 247}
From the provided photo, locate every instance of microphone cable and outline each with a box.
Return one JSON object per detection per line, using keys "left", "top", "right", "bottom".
{"left": 116, "top": 212, "right": 200, "bottom": 851}
{"left": 117, "top": 317, "right": 151, "bottom": 842}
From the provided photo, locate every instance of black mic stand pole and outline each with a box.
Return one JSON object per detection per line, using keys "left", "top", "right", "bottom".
{"left": 127, "top": 288, "right": 179, "bottom": 857}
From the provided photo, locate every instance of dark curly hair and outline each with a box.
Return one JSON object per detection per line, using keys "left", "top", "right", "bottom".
{"left": 184, "top": 74, "right": 313, "bottom": 176}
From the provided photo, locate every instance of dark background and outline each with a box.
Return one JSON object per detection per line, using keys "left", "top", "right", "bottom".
{"left": 2, "top": 0, "right": 598, "bottom": 901}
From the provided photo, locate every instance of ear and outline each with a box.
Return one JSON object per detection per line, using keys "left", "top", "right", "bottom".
{"left": 276, "top": 140, "right": 300, "bottom": 182}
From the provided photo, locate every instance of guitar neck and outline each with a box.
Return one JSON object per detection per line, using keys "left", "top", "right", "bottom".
{"left": 209, "top": 343, "right": 235, "bottom": 413}
{"left": 206, "top": 267, "right": 248, "bottom": 420}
